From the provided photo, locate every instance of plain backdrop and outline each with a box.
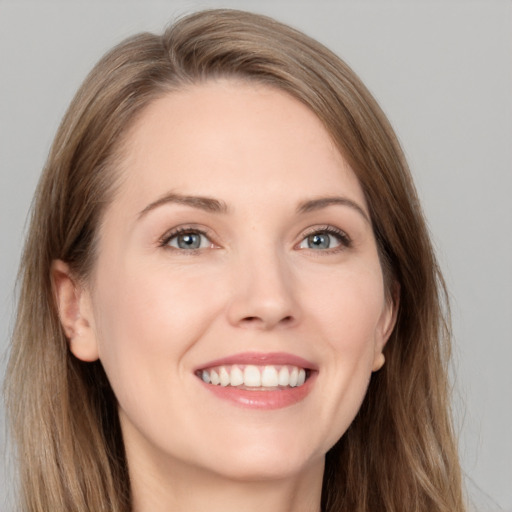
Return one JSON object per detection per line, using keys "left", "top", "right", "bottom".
{"left": 1, "top": 1, "right": 511, "bottom": 510}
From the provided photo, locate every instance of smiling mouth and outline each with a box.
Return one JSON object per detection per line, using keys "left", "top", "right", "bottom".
{"left": 196, "top": 364, "right": 311, "bottom": 389}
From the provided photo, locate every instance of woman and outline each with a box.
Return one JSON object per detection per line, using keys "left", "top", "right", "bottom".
{"left": 4, "top": 9, "right": 465, "bottom": 512}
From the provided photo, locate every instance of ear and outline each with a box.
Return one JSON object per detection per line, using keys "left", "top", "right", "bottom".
{"left": 372, "top": 283, "right": 400, "bottom": 372}
{"left": 51, "top": 260, "right": 99, "bottom": 362}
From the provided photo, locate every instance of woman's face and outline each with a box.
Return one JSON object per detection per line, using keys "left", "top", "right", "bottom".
{"left": 72, "top": 80, "right": 395, "bottom": 484}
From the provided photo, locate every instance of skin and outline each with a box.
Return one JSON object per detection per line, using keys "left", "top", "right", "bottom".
{"left": 54, "top": 80, "right": 397, "bottom": 512}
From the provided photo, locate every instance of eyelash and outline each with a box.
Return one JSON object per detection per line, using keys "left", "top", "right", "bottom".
{"left": 158, "top": 225, "right": 352, "bottom": 253}
{"left": 299, "top": 225, "right": 352, "bottom": 252}
{"left": 159, "top": 226, "right": 215, "bottom": 252}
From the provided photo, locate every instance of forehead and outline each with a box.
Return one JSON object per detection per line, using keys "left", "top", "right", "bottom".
{"left": 113, "top": 79, "right": 367, "bottom": 215}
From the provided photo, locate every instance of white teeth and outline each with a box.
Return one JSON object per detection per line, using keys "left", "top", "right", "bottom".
{"left": 199, "top": 364, "right": 309, "bottom": 388}
{"left": 244, "top": 365, "right": 261, "bottom": 387}
{"left": 219, "top": 366, "right": 230, "bottom": 387}
{"left": 289, "top": 367, "right": 298, "bottom": 387}
{"left": 230, "top": 365, "right": 244, "bottom": 386}
{"left": 210, "top": 369, "right": 220, "bottom": 385}
{"left": 278, "top": 366, "right": 290, "bottom": 386}
{"left": 261, "top": 366, "right": 279, "bottom": 387}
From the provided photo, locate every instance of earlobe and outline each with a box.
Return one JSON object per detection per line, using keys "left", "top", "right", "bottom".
{"left": 372, "top": 352, "right": 385, "bottom": 372}
{"left": 51, "top": 260, "right": 99, "bottom": 362}
{"left": 373, "top": 282, "right": 400, "bottom": 373}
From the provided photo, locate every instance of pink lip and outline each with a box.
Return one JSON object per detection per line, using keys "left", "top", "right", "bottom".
{"left": 195, "top": 351, "right": 317, "bottom": 371}
{"left": 195, "top": 352, "right": 318, "bottom": 410}
{"left": 200, "top": 375, "right": 316, "bottom": 409}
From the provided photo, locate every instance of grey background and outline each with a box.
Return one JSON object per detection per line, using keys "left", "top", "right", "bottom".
{"left": 1, "top": 1, "right": 511, "bottom": 510}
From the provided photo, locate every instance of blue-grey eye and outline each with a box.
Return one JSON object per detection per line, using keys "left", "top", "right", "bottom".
{"left": 299, "top": 232, "right": 342, "bottom": 250}
{"left": 168, "top": 232, "right": 209, "bottom": 250}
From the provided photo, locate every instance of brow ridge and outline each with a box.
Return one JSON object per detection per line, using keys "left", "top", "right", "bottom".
{"left": 297, "top": 196, "right": 370, "bottom": 223}
{"left": 138, "top": 192, "right": 228, "bottom": 218}
{"left": 139, "top": 192, "right": 368, "bottom": 223}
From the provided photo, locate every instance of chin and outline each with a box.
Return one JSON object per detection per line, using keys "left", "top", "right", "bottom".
{"left": 209, "top": 451, "right": 323, "bottom": 483}
{"left": 193, "top": 430, "right": 326, "bottom": 483}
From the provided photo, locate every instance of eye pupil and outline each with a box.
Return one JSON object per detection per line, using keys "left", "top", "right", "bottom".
{"left": 178, "top": 233, "right": 201, "bottom": 249}
{"left": 308, "top": 233, "right": 330, "bottom": 249}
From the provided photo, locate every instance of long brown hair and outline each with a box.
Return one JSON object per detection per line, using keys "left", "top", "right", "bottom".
{"left": 5, "top": 9, "right": 464, "bottom": 511}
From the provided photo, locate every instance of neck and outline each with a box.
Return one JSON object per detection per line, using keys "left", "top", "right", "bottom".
{"left": 128, "top": 447, "right": 324, "bottom": 512}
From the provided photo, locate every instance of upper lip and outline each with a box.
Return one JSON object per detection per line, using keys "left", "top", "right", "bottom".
{"left": 195, "top": 351, "right": 318, "bottom": 371}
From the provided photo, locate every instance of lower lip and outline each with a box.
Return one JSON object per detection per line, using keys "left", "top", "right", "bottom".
{"left": 199, "top": 373, "right": 316, "bottom": 410}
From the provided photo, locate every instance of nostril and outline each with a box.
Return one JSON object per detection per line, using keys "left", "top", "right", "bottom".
{"left": 239, "top": 314, "right": 295, "bottom": 329}
{"left": 242, "top": 315, "right": 294, "bottom": 324}
{"left": 281, "top": 316, "right": 293, "bottom": 324}
{"left": 242, "top": 316, "right": 259, "bottom": 322}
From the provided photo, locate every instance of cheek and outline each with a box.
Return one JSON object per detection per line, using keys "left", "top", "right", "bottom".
{"left": 90, "top": 259, "right": 223, "bottom": 393}
{"left": 301, "top": 260, "right": 386, "bottom": 348}
{"left": 299, "top": 263, "right": 386, "bottom": 441}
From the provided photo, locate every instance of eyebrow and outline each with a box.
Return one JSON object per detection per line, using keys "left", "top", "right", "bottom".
{"left": 297, "top": 196, "right": 370, "bottom": 223}
{"left": 138, "top": 192, "right": 229, "bottom": 219}
{"left": 138, "top": 192, "right": 370, "bottom": 223}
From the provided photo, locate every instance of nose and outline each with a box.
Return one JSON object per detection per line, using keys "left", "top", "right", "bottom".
{"left": 226, "top": 249, "right": 301, "bottom": 330}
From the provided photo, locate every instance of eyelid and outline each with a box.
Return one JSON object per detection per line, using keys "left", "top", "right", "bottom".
{"left": 297, "top": 225, "right": 352, "bottom": 250}
{"left": 157, "top": 223, "right": 352, "bottom": 252}
{"left": 158, "top": 224, "right": 218, "bottom": 250}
